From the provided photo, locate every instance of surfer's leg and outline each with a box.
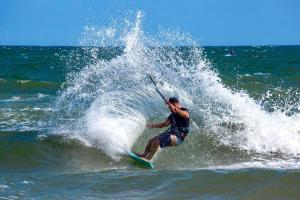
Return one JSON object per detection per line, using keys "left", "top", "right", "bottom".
{"left": 146, "top": 132, "right": 172, "bottom": 160}
{"left": 140, "top": 131, "right": 171, "bottom": 159}
{"left": 170, "top": 135, "right": 177, "bottom": 146}
{"left": 146, "top": 138, "right": 160, "bottom": 160}
{"left": 139, "top": 137, "right": 157, "bottom": 158}
{"left": 170, "top": 135, "right": 183, "bottom": 146}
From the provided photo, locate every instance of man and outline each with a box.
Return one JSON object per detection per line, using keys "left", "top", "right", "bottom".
{"left": 137, "top": 97, "right": 190, "bottom": 160}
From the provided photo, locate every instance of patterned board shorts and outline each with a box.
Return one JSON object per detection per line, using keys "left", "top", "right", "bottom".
{"left": 158, "top": 131, "right": 184, "bottom": 148}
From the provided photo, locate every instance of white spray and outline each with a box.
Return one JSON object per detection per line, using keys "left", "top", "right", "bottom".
{"left": 56, "top": 11, "right": 300, "bottom": 164}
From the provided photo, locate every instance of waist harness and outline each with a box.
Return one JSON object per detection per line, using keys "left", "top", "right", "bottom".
{"left": 169, "top": 115, "right": 190, "bottom": 141}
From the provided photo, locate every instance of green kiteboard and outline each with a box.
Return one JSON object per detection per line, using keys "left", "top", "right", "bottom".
{"left": 127, "top": 151, "right": 154, "bottom": 169}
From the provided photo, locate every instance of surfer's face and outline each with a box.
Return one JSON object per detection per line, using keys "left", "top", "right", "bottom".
{"left": 173, "top": 102, "right": 180, "bottom": 107}
{"left": 168, "top": 102, "right": 180, "bottom": 111}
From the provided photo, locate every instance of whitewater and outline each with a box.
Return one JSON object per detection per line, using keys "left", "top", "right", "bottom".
{"left": 52, "top": 11, "right": 300, "bottom": 169}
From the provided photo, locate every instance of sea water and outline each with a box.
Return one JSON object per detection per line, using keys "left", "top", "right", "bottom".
{"left": 1, "top": 11, "right": 300, "bottom": 199}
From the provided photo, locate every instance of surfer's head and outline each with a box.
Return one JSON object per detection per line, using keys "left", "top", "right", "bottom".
{"left": 169, "top": 97, "right": 180, "bottom": 106}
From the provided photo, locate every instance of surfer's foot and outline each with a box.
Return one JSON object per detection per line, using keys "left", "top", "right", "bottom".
{"left": 134, "top": 152, "right": 145, "bottom": 158}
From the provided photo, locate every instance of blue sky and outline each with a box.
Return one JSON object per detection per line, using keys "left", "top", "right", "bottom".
{"left": 0, "top": 0, "right": 299, "bottom": 46}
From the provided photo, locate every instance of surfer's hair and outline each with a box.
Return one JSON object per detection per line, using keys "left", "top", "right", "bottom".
{"left": 169, "top": 97, "right": 179, "bottom": 104}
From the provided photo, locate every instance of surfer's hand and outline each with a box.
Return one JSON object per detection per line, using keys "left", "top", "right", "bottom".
{"left": 168, "top": 103, "right": 177, "bottom": 113}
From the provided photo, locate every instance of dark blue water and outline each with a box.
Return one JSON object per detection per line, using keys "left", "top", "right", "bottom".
{"left": 1, "top": 44, "right": 300, "bottom": 199}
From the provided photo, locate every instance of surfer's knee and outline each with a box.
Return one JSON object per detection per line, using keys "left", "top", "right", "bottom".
{"left": 170, "top": 135, "right": 178, "bottom": 146}
{"left": 149, "top": 137, "right": 155, "bottom": 144}
{"left": 150, "top": 136, "right": 158, "bottom": 143}
{"left": 153, "top": 138, "right": 160, "bottom": 146}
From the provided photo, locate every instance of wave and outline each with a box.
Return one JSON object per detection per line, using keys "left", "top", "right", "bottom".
{"left": 0, "top": 94, "right": 50, "bottom": 102}
{"left": 1, "top": 131, "right": 299, "bottom": 172}
{"left": 15, "top": 79, "right": 58, "bottom": 88}
{"left": 0, "top": 131, "right": 124, "bottom": 172}
{"left": 51, "top": 11, "right": 300, "bottom": 169}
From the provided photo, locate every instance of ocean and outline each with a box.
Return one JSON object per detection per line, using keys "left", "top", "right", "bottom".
{"left": 1, "top": 13, "right": 300, "bottom": 199}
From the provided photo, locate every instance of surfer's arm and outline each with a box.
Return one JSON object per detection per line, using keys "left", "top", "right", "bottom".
{"left": 168, "top": 103, "right": 189, "bottom": 118}
{"left": 147, "top": 119, "right": 170, "bottom": 128}
{"left": 175, "top": 108, "right": 189, "bottom": 118}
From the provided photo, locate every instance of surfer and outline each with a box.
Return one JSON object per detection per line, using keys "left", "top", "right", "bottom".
{"left": 137, "top": 97, "right": 190, "bottom": 160}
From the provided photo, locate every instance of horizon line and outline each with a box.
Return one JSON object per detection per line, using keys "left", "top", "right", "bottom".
{"left": 1, "top": 44, "right": 300, "bottom": 48}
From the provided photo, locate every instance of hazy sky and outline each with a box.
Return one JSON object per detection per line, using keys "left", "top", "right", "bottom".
{"left": 0, "top": 0, "right": 299, "bottom": 46}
